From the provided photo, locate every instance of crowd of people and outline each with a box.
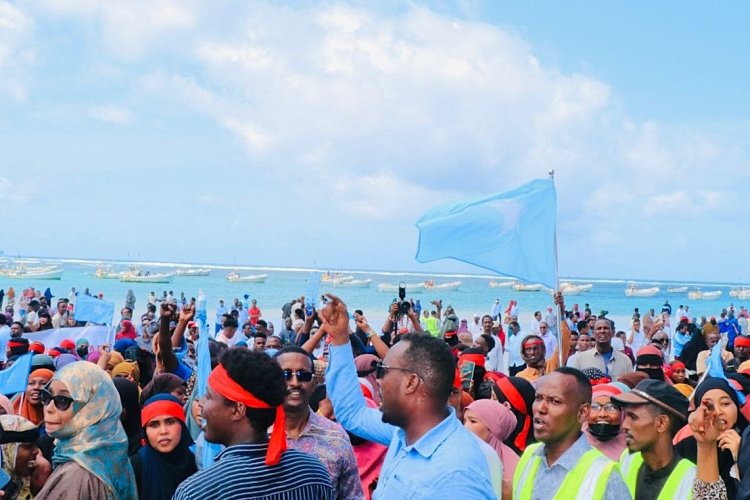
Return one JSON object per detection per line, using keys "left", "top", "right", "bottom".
{"left": 2, "top": 284, "right": 750, "bottom": 499}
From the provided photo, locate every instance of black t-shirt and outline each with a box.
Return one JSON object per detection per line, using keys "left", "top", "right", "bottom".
{"left": 635, "top": 453, "right": 680, "bottom": 500}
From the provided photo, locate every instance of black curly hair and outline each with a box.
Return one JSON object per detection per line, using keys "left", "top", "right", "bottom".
{"left": 272, "top": 345, "right": 314, "bottom": 370}
{"left": 400, "top": 333, "right": 455, "bottom": 403}
{"left": 220, "top": 348, "right": 285, "bottom": 432}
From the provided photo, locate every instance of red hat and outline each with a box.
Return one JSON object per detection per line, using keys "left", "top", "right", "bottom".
{"left": 29, "top": 342, "right": 45, "bottom": 354}
{"left": 636, "top": 345, "right": 663, "bottom": 358}
{"left": 60, "top": 339, "right": 76, "bottom": 350}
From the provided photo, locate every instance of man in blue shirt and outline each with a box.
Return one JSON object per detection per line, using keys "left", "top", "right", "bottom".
{"left": 321, "top": 294, "right": 495, "bottom": 499}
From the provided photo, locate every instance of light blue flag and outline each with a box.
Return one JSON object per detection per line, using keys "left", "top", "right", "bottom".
{"left": 0, "top": 353, "right": 33, "bottom": 396}
{"left": 705, "top": 342, "right": 746, "bottom": 405}
{"left": 74, "top": 294, "right": 115, "bottom": 325}
{"left": 415, "top": 178, "right": 557, "bottom": 288}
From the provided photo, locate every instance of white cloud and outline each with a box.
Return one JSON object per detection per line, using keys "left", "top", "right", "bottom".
{"left": 88, "top": 105, "right": 134, "bottom": 125}
{"left": 0, "top": 1, "right": 33, "bottom": 102}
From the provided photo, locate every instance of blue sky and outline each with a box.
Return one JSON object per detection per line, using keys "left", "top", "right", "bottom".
{"left": 1, "top": 1, "right": 748, "bottom": 282}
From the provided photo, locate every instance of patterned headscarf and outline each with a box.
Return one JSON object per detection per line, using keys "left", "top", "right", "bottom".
{"left": 0, "top": 414, "right": 37, "bottom": 500}
{"left": 49, "top": 361, "right": 137, "bottom": 500}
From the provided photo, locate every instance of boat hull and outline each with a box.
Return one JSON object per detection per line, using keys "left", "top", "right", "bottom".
{"left": 227, "top": 274, "right": 267, "bottom": 283}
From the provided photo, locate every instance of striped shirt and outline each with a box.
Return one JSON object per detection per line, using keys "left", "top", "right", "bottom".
{"left": 172, "top": 443, "right": 334, "bottom": 500}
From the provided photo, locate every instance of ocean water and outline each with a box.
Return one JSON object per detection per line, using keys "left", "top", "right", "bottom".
{"left": 1, "top": 256, "right": 746, "bottom": 332}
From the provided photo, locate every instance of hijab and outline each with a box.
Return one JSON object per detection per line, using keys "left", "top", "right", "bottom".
{"left": 113, "top": 378, "right": 142, "bottom": 456}
{"left": 140, "top": 373, "right": 185, "bottom": 406}
{"left": 135, "top": 394, "right": 196, "bottom": 500}
{"left": 354, "top": 354, "right": 381, "bottom": 405}
{"left": 491, "top": 376, "right": 535, "bottom": 453}
{"left": 116, "top": 320, "right": 137, "bottom": 341}
{"left": 106, "top": 351, "right": 125, "bottom": 372}
{"left": 466, "top": 399, "right": 519, "bottom": 484}
{"left": 111, "top": 361, "right": 141, "bottom": 385}
{"left": 0, "top": 395, "right": 13, "bottom": 416}
{"left": 49, "top": 361, "right": 137, "bottom": 500}
{"left": 13, "top": 368, "right": 53, "bottom": 426}
{"left": 0, "top": 414, "right": 38, "bottom": 500}
{"left": 54, "top": 353, "right": 79, "bottom": 371}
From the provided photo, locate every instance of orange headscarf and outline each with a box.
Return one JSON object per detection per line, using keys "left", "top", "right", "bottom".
{"left": 13, "top": 368, "right": 54, "bottom": 425}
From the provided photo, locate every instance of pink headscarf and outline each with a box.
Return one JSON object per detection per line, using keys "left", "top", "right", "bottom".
{"left": 116, "top": 320, "right": 137, "bottom": 340}
{"left": 0, "top": 394, "right": 13, "bottom": 416}
{"left": 466, "top": 399, "right": 519, "bottom": 483}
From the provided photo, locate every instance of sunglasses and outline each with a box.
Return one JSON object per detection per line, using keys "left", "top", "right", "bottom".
{"left": 590, "top": 402, "right": 618, "bottom": 414}
{"left": 282, "top": 370, "right": 313, "bottom": 382}
{"left": 40, "top": 388, "right": 74, "bottom": 411}
{"left": 375, "top": 362, "right": 416, "bottom": 379}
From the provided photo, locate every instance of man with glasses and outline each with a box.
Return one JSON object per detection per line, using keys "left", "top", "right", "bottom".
{"left": 273, "top": 346, "right": 363, "bottom": 499}
{"left": 538, "top": 321, "right": 557, "bottom": 361}
{"left": 321, "top": 294, "right": 495, "bottom": 498}
{"left": 569, "top": 318, "right": 633, "bottom": 380}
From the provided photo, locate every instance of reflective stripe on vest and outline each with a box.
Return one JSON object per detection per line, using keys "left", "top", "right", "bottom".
{"left": 619, "top": 451, "right": 696, "bottom": 500}
{"left": 513, "top": 442, "right": 615, "bottom": 500}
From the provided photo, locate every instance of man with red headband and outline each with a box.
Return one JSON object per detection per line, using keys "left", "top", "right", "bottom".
{"left": 732, "top": 335, "right": 750, "bottom": 371}
{"left": 173, "top": 349, "right": 334, "bottom": 500}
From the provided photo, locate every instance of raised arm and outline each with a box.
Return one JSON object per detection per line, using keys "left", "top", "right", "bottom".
{"left": 158, "top": 303, "right": 178, "bottom": 373}
{"left": 356, "top": 316, "right": 390, "bottom": 360}
{"left": 321, "top": 294, "right": 396, "bottom": 445}
{"left": 172, "top": 304, "right": 195, "bottom": 349}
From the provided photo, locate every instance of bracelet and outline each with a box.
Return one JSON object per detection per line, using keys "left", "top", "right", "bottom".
{"left": 367, "top": 330, "right": 378, "bottom": 339}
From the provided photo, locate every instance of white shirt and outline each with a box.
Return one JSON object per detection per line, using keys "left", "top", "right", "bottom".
{"left": 628, "top": 329, "right": 646, "bottom": 352}
{"left": 506, "top": 331, "right": 525, "bottom": 368}
{"left": 540, "top": 331, "right": 558, "bottom": 361}
{"left": 485, "top": 333, "right": 504, "bottom": 372}
{"left": 216, "top": 329, "right": 240, "bottom": 348}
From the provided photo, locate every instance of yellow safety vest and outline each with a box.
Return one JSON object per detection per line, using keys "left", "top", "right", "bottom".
{"left": 512, "top": 442, "right": 616, "bottom": 500}
{"left": 619, "top": 450, "right": 695, "bottom": 500}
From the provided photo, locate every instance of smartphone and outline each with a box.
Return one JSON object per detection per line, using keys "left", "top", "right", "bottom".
{"left": 0, "top": 469, "right": 19, "bottom": 498}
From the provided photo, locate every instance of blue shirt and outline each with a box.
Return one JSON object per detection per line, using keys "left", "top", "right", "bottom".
{"left": 326, "top": 342, "right": 495, "bottom": 499}
{"left": 0, "top": 325, "right": 10, "bottom": 363}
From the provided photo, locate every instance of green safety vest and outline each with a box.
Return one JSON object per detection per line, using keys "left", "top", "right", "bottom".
{"left": 619, "top": 450, "right": 695, "bottom": 500}
{"left": 512, "top": 442, "right": 616, "bottom": 500}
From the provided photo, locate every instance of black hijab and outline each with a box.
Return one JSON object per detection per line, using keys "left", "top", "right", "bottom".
{"left": 132, "top": 394, "right": 196, "bottom": 500}
{"left": 113, "top": 377, "right": 142, "bottom": 456}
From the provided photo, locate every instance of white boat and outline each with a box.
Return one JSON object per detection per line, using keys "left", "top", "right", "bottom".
{"left": 513, "top": 283, "right": 542, "bottom": 292}
{"left": 330, "top": 278, "right": 372, "bottom": 288}
{"left": 322, "top": 273, "right": 353, "bottom": 283}
{"left": 667, "top": 286, "right": 688, "bottom": 293}
{"left": 227, "top": 272, "right": 267, "bottom": 283}
{"left": 5, "top": 267, "right": 65, "bottom": 280}
{"left": 737, "top": 290, "right": 750, "bottom": 300}
{"left": 558, "top": 283, "right": 593, "bottom": 295}
{"left": 625, "top": 283, "right": 660, "bottom": 297}
{"left": 377, "top": 283, "right": 425, "bottom": 293}
{"left": 489, "top": 280, "right": 516, "bottom": 288}
{"left": 688, "top": 290, "right": 722, "bottom": 300}
{"left": 424, "top": 281, "right": 462, "bottom": 292}
{"left": 175, "top": 268, "right": 212, "bottom": 277}
{"left": 120, "top": 272, "right": 175, "bottom": 284}
{"left": 95, "top": 267, "right": 125, "bottom": 279}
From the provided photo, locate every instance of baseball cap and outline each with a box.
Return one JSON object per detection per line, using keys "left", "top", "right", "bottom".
{"left": 611, "top": 379, "right": 689, "bottom": 420}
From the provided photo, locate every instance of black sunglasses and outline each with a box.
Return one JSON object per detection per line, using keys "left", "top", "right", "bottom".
{"left": 282, "top": 370, "right": 314, "bottom": 382}
{"left": 40, "top": 388, "right": 74, "bottom": 411}
{"left": 375, "top": 362, "right": 416, "bottom": 379}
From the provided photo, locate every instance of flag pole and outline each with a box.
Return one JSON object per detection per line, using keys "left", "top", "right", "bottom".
{"left": 549, "top": 170, "right": 564, "bottom": 369}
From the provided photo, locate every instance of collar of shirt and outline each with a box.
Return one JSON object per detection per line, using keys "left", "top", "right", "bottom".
{"left": 533, "top": 433, "right": 591, "bottom": 471}
{"left": 395, "top": 407, "right": 458, "bottom": 458}
{"left": 215, "top": 442, "right": 268, "bottom": 462}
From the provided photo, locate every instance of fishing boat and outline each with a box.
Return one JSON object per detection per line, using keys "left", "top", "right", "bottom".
{"left": 489, "top": 280, "right": 516, "bottom": 288}
{"left": 559, "top": 283, "right": 593, "bottom": 295}
{"left": 513, "top": 283, "right": 542, "bottom": 292}
{"left": 737, "top": 290, "right": 750, "bottom": 300}
{"left": 423, "top": 281, "right": 462, "bottom": 292}
{"left": 688, "top": 290, "right": 722, "bottom": 300}
{"left": 95, "top": 267, "right": 125, "bottom": 279}
{"left": 330, "top": 278, "right": 372, "bottom": 288}
{"left": 322, "top": 272, "right": 353, "bottom": 283}
{"left": 120, "top": 271, "right": 175, "bottom": 284}
{"left": 226, "top": 272, "right": 267, "bottom": 283}
{"left": 624, "top": 283, "right": 660, "bottom": 297}
{"left": 5, "top": 266, "right": 65, "bottom": 280}
{"left": 667, "top": 286, "right": 688, "bottom": 293}
{"left": 377, "top": 283, "right": 425, "bottom": 293}
{"left": 175, "top": 268, "right": 212, "bottom": 277}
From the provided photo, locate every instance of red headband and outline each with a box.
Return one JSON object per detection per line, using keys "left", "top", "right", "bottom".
{"left": 29, "top": 342, "right": 45, "bottom": 354}
{"left": 208, "top": 364, "right": 286, "bottom": 466}
{"left": 7, "top": 340, "right": 26, "bottom": 349}
{"left": 141, "top": 399, "right": 186, "bottom": 427}
{"left": 497, "top": 376, "right": 531, "bottom": 452}
{"left": 459, "top": 354, "right": 486, "bottom": 369}
{"left": 670, "top": 361, "right": 686, "bottom": 370}
{"left": 735, "top": 336, "right": 750, "bottom": 348}
{"left": 523, "top": 338, "right": 543, "bottom": 348}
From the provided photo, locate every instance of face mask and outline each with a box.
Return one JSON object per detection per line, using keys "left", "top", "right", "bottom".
{"left": 76, "top": 347, "right": 89, "bottom": 358}
{"left": 638, "top": 367, "right": 664, "bottom": 381}
{"left": 588, "top": 423, "right": 621, "bottom": 441}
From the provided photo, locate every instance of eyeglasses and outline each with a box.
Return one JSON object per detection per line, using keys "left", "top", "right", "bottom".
{"left": 281, "top": 370, "right": 314, "bottom": 382}
{"left": 590, "top": 402, "right": 618, "bottom": 414}
{"left": 375, "top": 362, "right": 417, "bottom": 379}
{"left": 40, "top": 388, "right": 74, "bottom": 411}
{"left": 653, "top": 337, "right": 669, "bottom": 345}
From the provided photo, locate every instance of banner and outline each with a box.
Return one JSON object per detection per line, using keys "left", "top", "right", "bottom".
{"left": 26, "top": 326, "right": 113, "bottom": 350}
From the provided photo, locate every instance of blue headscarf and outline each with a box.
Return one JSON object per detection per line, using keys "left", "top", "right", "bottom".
{"left": 50, "top": 361, "right": 137, "bottom": 500}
